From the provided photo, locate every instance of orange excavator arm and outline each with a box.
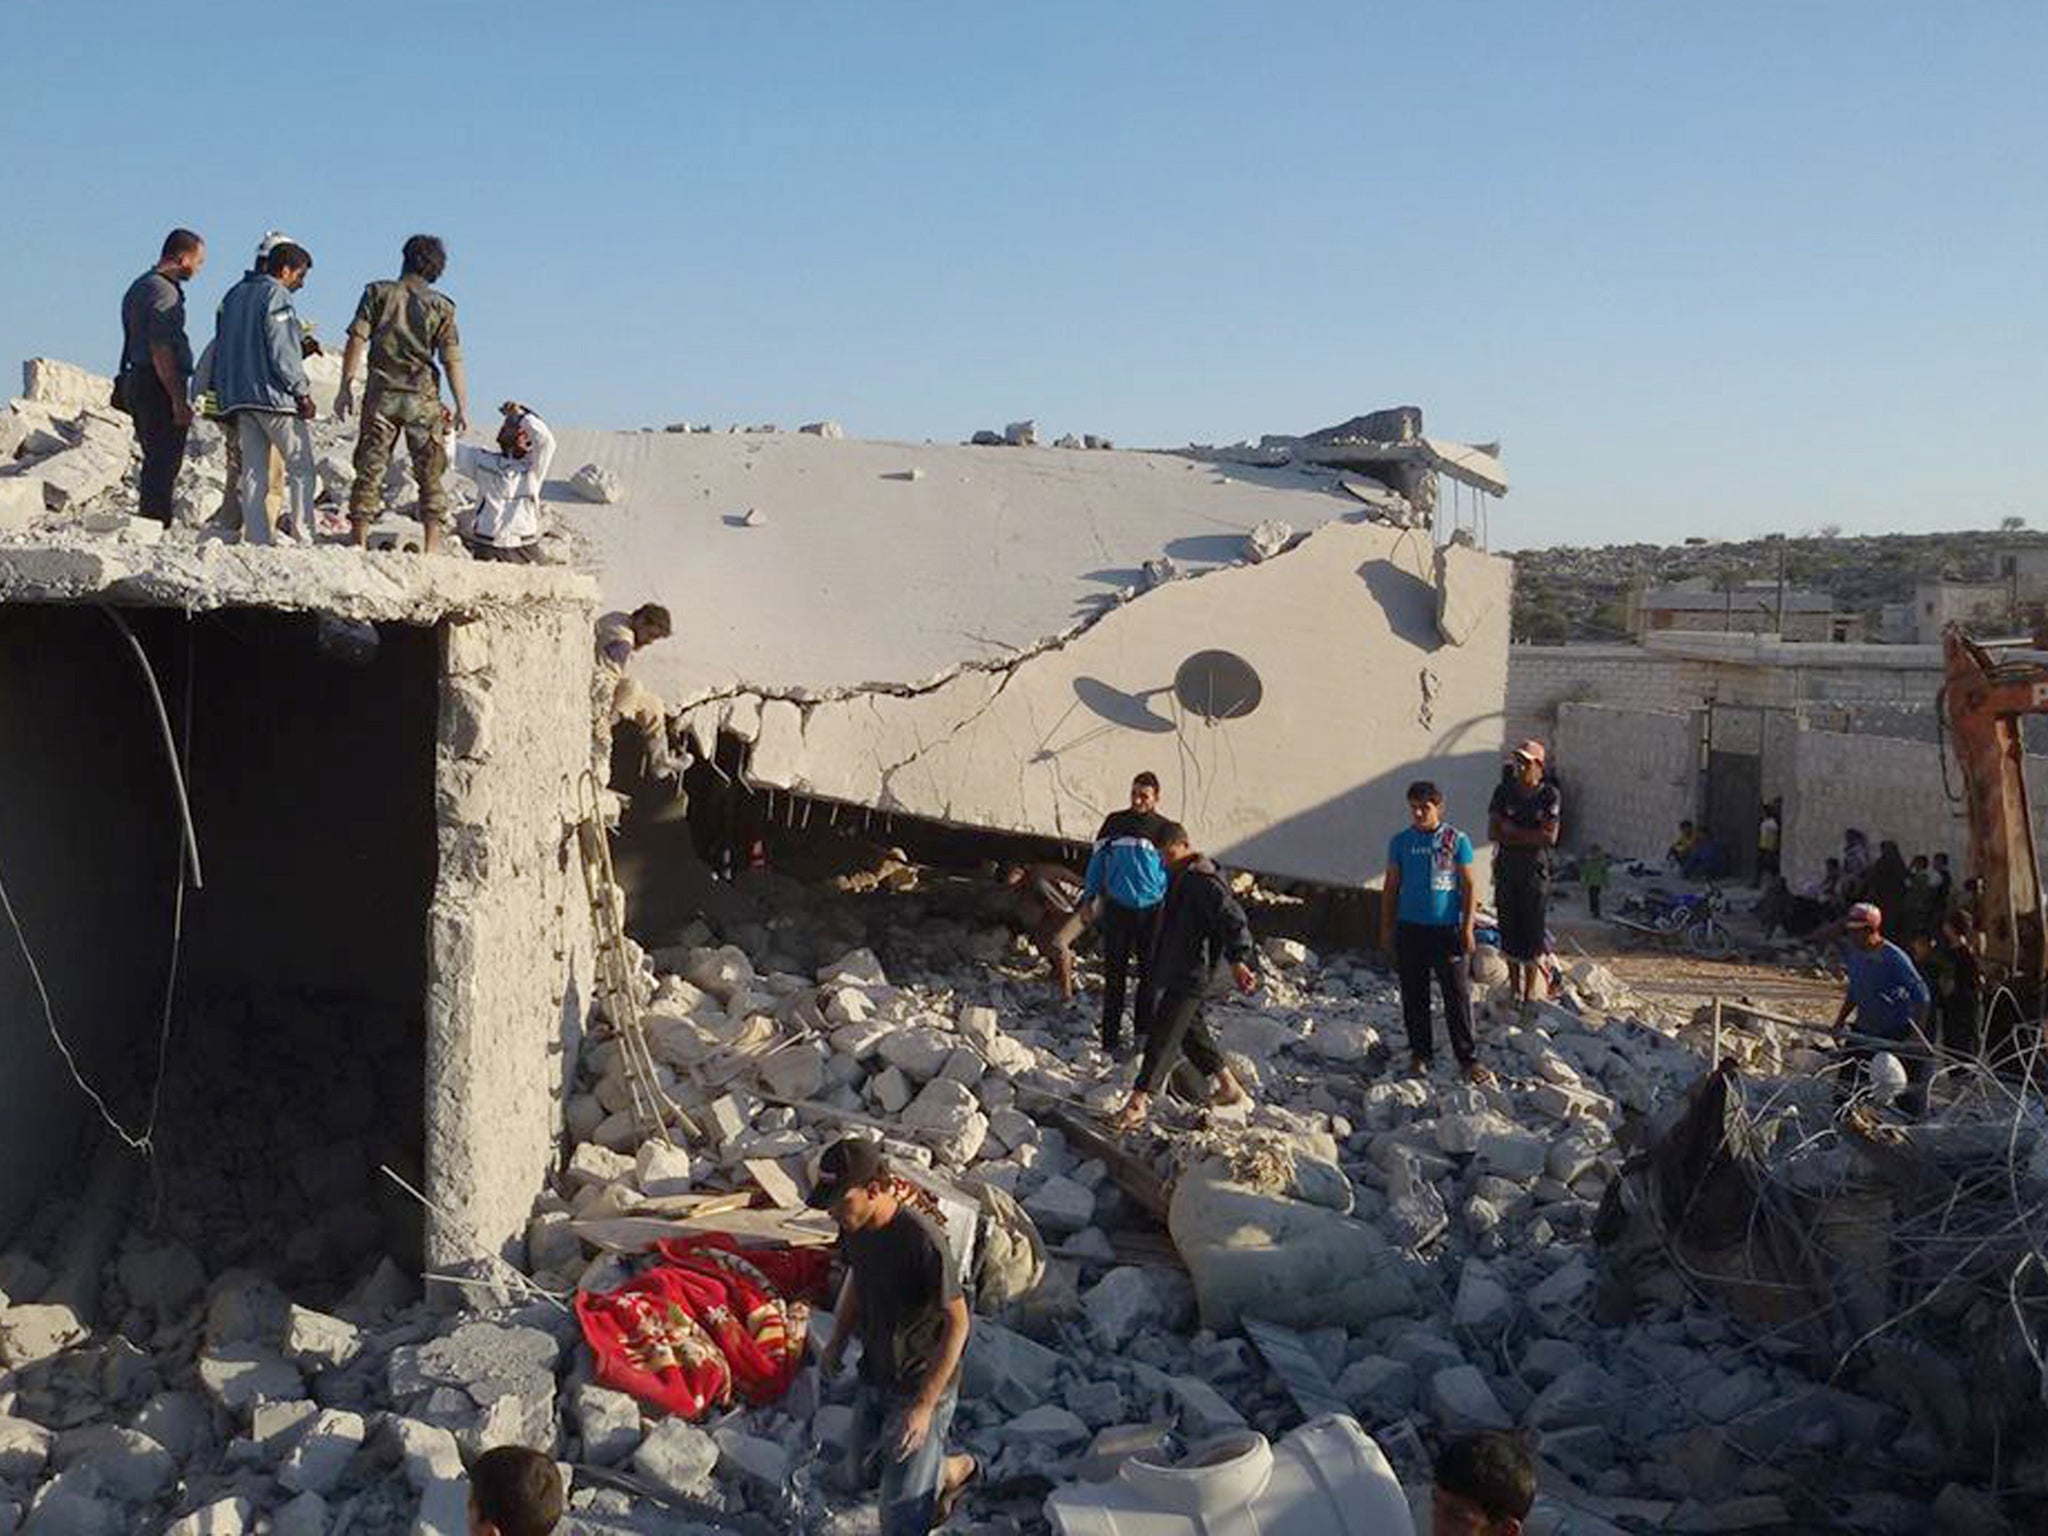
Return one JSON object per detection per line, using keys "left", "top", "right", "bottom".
{"left": 1942, "top": 623, "right": 2048, "bottom": 1016}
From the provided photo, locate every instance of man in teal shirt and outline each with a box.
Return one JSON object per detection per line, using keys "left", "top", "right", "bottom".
{"left": 1382, "top": 780, "right": 1491, "bottom": 1084}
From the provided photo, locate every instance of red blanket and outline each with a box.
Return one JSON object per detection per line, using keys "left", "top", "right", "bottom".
{"left": 574, "top": 1235, "right": 835, "bottom": 1420}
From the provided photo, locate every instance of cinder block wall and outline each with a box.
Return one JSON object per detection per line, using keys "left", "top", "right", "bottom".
{"left": 1778, "top": 727, "right": 2048, "bottom": 887}
{"left": 1552, "top": 702, "right": 1699, "bottom": 861}
{"left": 426, "top": 604, "right": 597, "bottom": 1272}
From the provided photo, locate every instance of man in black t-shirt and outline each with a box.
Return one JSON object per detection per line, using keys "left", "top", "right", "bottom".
{"left": 118, "top": 228, "right": 207, "bottom": 524}
{"left": 813, "top": 1138, "right": 977, "bottom": 1534}
{"left": 1487, "top": 739, "right": 1561, "bottom": 1015}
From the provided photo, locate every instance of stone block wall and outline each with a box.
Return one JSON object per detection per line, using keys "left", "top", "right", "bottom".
{"left": 1505, "top": 647, "right": 1712, "bottom": 749}
{"left": 1551, "top": 703, "right": 1700, "bottom": 860}
{"left": 1507, "top": 644, "right": 1948, "bottom": 752}
{"left": 1778, "top": 727, "right": 2048, "bottom": 887}
{"left": 426, "top": 603, "right": 597, "bottom": 1272}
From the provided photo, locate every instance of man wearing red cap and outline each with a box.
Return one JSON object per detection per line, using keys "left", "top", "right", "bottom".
{"left": 1487, "top": 740, "right": 1561, "bottom": 1014}
{"left": 1835, "top": 902, "right": 1934, "bottom": 1115}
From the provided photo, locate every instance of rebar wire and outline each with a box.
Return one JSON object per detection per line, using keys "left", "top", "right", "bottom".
{"left": 101, "top": 606, "right": 203, "bottom": 889}
{"left": 0, "top": 615, "right": 203, "bottom": 1158}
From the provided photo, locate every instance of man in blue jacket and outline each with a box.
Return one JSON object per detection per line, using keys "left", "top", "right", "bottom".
{"left": 211, "top": 242, "right": 318, "bottom": 546}
{"left": 1081, "top": 771, "right": 1170, "bottom": 1056}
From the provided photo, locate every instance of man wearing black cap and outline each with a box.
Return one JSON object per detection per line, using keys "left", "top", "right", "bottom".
{"left": 811, "top": 1137, "right": 976, "bottom": 1533}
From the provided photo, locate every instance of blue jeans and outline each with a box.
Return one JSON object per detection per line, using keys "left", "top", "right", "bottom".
{"left": 844, "top": 1379, "right": 959, "bottom": 1535}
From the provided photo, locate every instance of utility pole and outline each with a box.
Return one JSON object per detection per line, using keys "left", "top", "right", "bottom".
{"left": 1774, "top": 537, "right": 1787, "bottom": 636}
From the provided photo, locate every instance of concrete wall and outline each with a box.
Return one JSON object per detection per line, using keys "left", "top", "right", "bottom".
{"left": 1506, "top": 641, "right": 1947, "bottom": 750}
{"left": 1777, "top": 727, "right": 2048, "bottom": 887}
{"left": 0, "top": 607, "right": 178, "bottom": 1239}
{"left": 685, "top": 521, "right": 1514, "bottom": 890}
{"left": 426, "top": 605, "right": 597, "bottom": 1271}
{"left": 1551, "top": 703, "right": 1700, "bottom": 860}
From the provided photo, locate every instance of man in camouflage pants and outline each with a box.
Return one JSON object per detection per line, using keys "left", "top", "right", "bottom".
{"left": 336, "top": 234, "right": 470, "bottom": 553}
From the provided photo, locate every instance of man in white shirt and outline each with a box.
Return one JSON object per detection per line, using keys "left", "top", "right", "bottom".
{"left": 455, "top": 401, "right": 556, "bottom": 562}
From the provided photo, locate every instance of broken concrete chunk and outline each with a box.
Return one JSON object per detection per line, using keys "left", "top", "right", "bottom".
{"left": 569, "top": 463, "right": 622, "bottom": 504}
{"left": 391, "top": 1417, "right": 464, "bottom": 1491}
{"left": 21, "top": 358, "right": 113, "bottom": 412}
{"left": 50, "top": 1424, "right": 177, "bottom": 1502}
{"left": 249, "top": 1399, "right": 320, "bottom": 1463}
{"left": 713, "top": 1425, "right": 792, "bottom": 1487}
{"left": 277, "top": 1409, "right": 365, "bottom": 1496}
{"left": 900, "top": 1079, "right": 989, "bottom": 1164}
{"left": 270, "top": 1491, "right": 328, "bottom": 1536}
{"left": 164, "top": 1496, "right": 252, "bottom": 1536}
{"left": 797, "top": 421, "right": 844, "bottom": 439}
{"left": 1024, "top": 1175, "right": 1098, "bottom": 1239}
{"left": 1427, "top": 1364, "right": 1512, "bottom": 1433}
{"left": 572, "top": 1385, "right": 641, "bottom": 1466}
{"left": 1167, "top": 1375, "right": 1246, "bottom": 1438}
{"left": 877, "top": 1025, "right": 956, "bottom": 1083}
{"left": 0, "top": 474, "right": 45, "bottom": 531}
{"left": 0, "top": 1302, "right": 85, "bottom": 1368}
{"left": 1451, "top": 1262, "right": 1514, "bottom": 1334}
{"left": 632, "top": 1419, "right": 718, "bottom": 1499}
{"left": 196, "top": 1345, "right": 304, "bottom": 1416}
{"left": 0, "top": 1416, "right": 52, "bottom": 1480}
{"left": 1170, "top": 1162, "right": 1413, "bottom": 1331}
{"left": 567, "top": 1143, "right": 634, "bottom": 1192}
{"left": 633, "top": 1141, "right": 694, "bottom": 1199}
{"left": 1244, "top": 519, "right": 1293, "bottom": 563}
{"left": 283, "top": 1306, "right": 363, "bottom": 1371}
{"left": 1004, "top": 420, "right": 1038, "bottom": 447}
{"left": 1080, "top": 1266, "right": 1162, "bottom": 1351}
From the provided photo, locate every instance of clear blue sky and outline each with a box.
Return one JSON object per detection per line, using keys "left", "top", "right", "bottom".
{"left": 4, "top": 1, "right": 2042, "bottom": 547}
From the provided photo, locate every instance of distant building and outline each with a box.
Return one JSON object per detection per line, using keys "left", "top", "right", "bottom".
{"left": 1891, "top": 552, "right": 2048, "bottom": 643}
{"left": 1626, "top": 580, "right": 1862, "bottom": 643}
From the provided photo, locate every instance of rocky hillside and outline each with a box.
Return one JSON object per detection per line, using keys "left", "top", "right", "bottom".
{"left": 1508, "top": 527, "right": 2048, "bottom": 643}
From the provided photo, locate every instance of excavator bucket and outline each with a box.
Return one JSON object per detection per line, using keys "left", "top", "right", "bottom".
{"left": 1941, "top": 624, "right": 2048, "bottom": 1023}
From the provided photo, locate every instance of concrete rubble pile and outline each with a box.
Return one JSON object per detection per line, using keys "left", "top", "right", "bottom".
{"left": 0, "top": 358, "right": 559, "bottom": 561}
{"left": 0, "top": 859, "right": 2035, "bottom": 1531}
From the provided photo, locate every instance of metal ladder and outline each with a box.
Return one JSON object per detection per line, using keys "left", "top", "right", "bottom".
{"left": 575, "top": 771, "right": 701, "bottom": 1146}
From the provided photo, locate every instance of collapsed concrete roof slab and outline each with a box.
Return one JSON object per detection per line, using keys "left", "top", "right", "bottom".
{"left": 682, "top": 520, "right": 1513, "bottom": 887}
{"left": 541, "top": 430, "right": 1366, "bottom": 703}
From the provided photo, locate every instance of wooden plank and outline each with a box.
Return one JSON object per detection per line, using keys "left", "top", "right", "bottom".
{"left": 570, "top": 1208, "right": 838, "bottom": 1253}
{"left": 1243, "top": 1318, "right": 1351, "bottom": 1424}
{"left": 1016, "top": 1089, "right": 1171, "bottom": 1220}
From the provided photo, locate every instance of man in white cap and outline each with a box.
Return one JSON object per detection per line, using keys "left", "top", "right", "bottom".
{"left": 196, "top": 231, "right": 319, "bottom": 533}
{"left": 1487, "top": 739, "right": 1560, "bottom": 1015}
{"left": 1834, "top": 902, "right": 1934, "bottom": 1115}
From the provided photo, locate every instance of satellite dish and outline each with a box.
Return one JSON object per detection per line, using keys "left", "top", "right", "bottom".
{"left": 1173, "top": 650, "right": 1263, "bottom": 722}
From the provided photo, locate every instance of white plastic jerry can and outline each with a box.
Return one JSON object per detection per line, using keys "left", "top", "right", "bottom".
{"left": 1046, "top": 1414, "right": 1413, "bottom": 1536}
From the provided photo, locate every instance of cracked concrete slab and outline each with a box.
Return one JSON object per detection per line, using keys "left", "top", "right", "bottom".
{"left": 680, "top": 520, "right": 1513, "bottom": 885}
{"left": 543, "top": 428, "right": 1368, "bottom": 703}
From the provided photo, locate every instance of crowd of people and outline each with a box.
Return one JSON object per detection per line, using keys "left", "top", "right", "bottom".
{"left": 115, "top": 226, "right": 555, "bottom": 561}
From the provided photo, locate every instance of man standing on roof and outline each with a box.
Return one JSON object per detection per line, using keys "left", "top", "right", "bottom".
{"left": 1081, "top": 772, "right": 1171, "bottom": 1057}
{"left": 812, "top": 1137, "right": 978, "bottom": 1534}
{"left": 210, "top": 242, "right": 320, "bottom": 546}
{"left": 1488, "top": 740, "right": 1561, "bottom": 1016}
{"left": 1109, "top": 821, "right": 1255, "bottom": 1134}
{"left": 117, "top": 228, "right": 205, "bottom": 525}
{"left": 456, "top": 401, "right": 556, "bottom": 563}
{"left": 336, "top": 234, "right": 469, "bottom": 553}
{"left": 197, "top": 231, "right": 323, "bottom": 529}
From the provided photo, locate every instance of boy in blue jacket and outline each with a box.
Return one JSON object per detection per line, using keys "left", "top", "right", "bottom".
{"left": 1082, "top": 772, "right": 1171, "bottom": 1056}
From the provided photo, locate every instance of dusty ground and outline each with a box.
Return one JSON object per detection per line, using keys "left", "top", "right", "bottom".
{"left": 1546, "top": 882, "right": 1843, "bottom": 1027}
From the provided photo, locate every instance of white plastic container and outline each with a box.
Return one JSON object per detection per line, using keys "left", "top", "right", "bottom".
{"left": 1046, "top": 1414, "right": 1413, "bottom": 1536}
